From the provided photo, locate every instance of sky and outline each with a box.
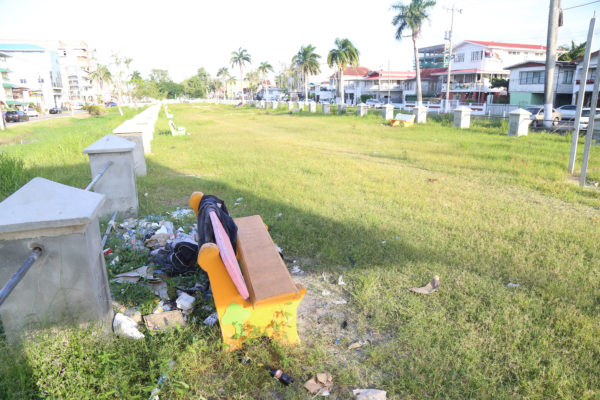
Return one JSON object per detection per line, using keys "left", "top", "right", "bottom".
{"left": 0, "top": 0, "right": 598, "bottom": 83}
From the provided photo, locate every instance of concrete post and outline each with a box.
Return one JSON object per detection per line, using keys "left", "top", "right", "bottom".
{"left": 260, "top": 100, "right": 265, "bottom": 109}
{"left": 288, "top": 101, "right": 294, "bottom": 111}
{"left": 508, "top": 108, "right": 532, "bottom": 137}
{"left": 413, "top": 106, "right": 427, "bottom": 124}
{"left": 357, "top": 103, "right": 368, "bottom": 117}
{"left": 83, "top": 135, "right": 138, "bottom": 218}
{"left": 113, "top": 122, "right": 148, "bottom": 177}
{"left": 322, "top": 103, "right": 331, "bottom": 114}
{"left": 337, "top": 104, "right": 346, "bottom": 115}
{"left": 453, "top": 106, "right": 472, "bottom": 129}
{"left": 272, "top": 101, "right": 278, "bottom": 109}
{"left": 297, "top": 102, "right": 304, "bottom": 111}
{"left": 309, "top": 102, "right": 317, "bottom": 113}
{"left": 382, "top": 104, "right": 394, "bottom": 120}
{"left": 0, "top": 177, "right": 112, "bottom": 341}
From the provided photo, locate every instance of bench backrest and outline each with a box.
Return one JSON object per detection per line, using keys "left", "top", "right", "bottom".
{"left": 394, "top": 113, "right": 415, "bottom": 122}
{"left": 235, "top": 215, "right": 298, "bottom": 305}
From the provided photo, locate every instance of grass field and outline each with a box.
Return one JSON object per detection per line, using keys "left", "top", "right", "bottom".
{"left": 1, "top": 104, "right": 599, "bottom": 399}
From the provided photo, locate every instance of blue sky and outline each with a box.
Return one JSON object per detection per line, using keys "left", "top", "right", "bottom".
{"left": 0, "top": 0, "right": 597, "bottom": 82}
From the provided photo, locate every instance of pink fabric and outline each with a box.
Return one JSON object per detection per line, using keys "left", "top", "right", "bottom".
{"left": 209, "top": 210, "right": 249, "bottom": 300}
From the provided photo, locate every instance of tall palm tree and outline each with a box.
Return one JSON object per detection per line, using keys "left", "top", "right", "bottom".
{"left": 90, "top": 64, "right": 113, "bottom": 103}
{"left": 230, "top": 48, "right": 252, "bottom": 103}
{"left": 327, "top": 38, "right": 359, "bottom": 105}
{"left": 558, "top": 41, "right": 586, "bottom": 61}
{"left": 293, "top": 45, "right": 321, "bottom": 104}
{"left": 216, "top": 67, "right": 230, "bottom": 100}
{"left": 391, "top": 0, "right": 436, "bottom": 107}
{"left": 257, "top": 62, "right": 273, "bottom": 101}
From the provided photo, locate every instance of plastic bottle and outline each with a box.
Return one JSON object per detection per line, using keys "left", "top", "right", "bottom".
{"left": 268, "top": 367, "right": 294, "bottom": 385}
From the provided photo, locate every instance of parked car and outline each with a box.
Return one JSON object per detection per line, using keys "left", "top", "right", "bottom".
{"left": 5, "top": 110, "right": 30, "bottom": 122}
{"left": 105, "top": 101, "right": 118, "bottom": 107}
{"left": 365, "top": 99, "right": 383, "bottom": 108}
{"left": 49, "top": 107, "right": 62, "bottom": 114}
{"left": 525, "top": 106, "right": 561, "bottom": 127}
{"left": 26, "top": 108, "right": 39, "bottom": 117}
{"left": 578, "top": 108, "right": 600, "bottom": 131}
{"left": 557, "top": 104, "right": 577, "bottom": 120}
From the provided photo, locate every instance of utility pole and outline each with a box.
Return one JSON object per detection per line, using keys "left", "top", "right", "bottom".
{"left": 444, "top": 5, "right": 462, "bottom": 113}
{"left": 568, "top": 13, "right": 595, "bottom": 173}
{"left": 388, "top": 59, "right": 391, "bottom": 104}
{"left": 543, "top": 0, "right": 559, "bottom": 128}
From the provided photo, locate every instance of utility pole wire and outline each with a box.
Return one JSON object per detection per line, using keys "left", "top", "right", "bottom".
{"left": 563, "top": 0, "right": 600, "bottom": 10}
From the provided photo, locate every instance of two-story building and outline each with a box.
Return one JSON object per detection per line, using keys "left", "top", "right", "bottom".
{"left": 572, "top": 50, "right": 598, "bottom": 107}
{"left": 328, "top": 67, "right": 417, "bottom": 104}
{"left": 437, "top": 40, "right": 546, "bottom": 104}
{"left": 505, "top": 61, "right": 576, "bottom": 107}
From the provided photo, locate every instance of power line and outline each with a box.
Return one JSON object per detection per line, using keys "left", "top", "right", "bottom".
{"left": 563, "top": 0, "right": 600, "bottom": 10}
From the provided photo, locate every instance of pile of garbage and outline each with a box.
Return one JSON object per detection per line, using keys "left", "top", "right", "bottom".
{"left": 104, "top": 208, "right": 218, "bottom": 339}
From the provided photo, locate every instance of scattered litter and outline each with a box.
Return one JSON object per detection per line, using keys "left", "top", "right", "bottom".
{"left": 145, "top": 233, "right": 170, "bottom": 249}
{"left": 277, "top": 212, "right": 283, "bottom": 218}
{"left": 381, "top": 240, "right": 386, "bottom": 245}
{"left": 331, "top": 299, "right": 347, "bottom": 305}
{"left": 110, "top": 256, "right": 120, "bottom": 266}
{"left": 304, "top": 372, "right": 333, "bottom": 395}
{"left": 203, "top": 312, "right": 218, "bottom": 327}
{"left": 176, "top": 292, "right": 195, "bottom": 311}
{"left": 236, "top": 197, "right": 244, "bottom": 202}
{"left": 507, "top": 283, "right": 521, "bottom": 287}
{"left": 341, "top": 320, "right": 348, "bottom": 329}
{"left": 113, "top": 313, "right": 144, "bottom": 339}
{"left": 103, "top": 248, "right": 113, "bottom": 255}
{"left": 144, "top": 192, "right": 148, "bottom": 197}
{"left": 290, "top": 265, "right": 304, "bottom": 274}
{"left": 322, "top": 271, "right": 327, "bottom": 281}
{"left": 427, "top": 178, "right": 438, "bottom": 183}
{"left": 149, "top": 360, "right": 175, "bottom": 400}
{"left": 338, "top": 275, "right": 345, "bottom": 285}
{"left": 353, "top": 388, "right": 387, "bottom": 400}
{"left": 170, "top": 208, "right": 194, "bottom": 218}
{"left": 395, "top": 236, "right": 401, "bottom": 240}
{"left": 322, "top": 290, "right": 331, "bottom": 296}
{"left": 348, "top": 340, "right": 368, "bottom": 350}
{"left": 276, "top": 245, "right": 283, "bottom": 253}
{"left": 269, "top": 367, "right": 294, "bottom": 385}
{"left": 111, "top": 266, "right": 151, "bottom": 283}
{"left": 234, "top": 202, "right": 240, "bottom": 206}
{"left": 349, "top": 257, "right": 355, "bottom": 267}
{"left": 143, "top": 310, "right": 186, "bottom": 332}
{"left": 410, "top": 275, "right": 441, "bottom": 294}
{"left": 334, "top": 338, "right": 339, "bottom": 345}
{"left": 148, "top": 280, "right": 169, "bottom": 300}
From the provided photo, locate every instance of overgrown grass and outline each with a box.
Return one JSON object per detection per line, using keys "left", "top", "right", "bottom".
{"left": 1, "top": 104, "right": 599, "bottom": 399}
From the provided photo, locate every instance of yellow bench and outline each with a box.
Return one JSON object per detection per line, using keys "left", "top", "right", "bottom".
{"left": 190, "top": 192, "right": 306, "bottom": 350}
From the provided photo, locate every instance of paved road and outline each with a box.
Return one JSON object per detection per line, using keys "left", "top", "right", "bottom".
{"left": 4, "top": 110, "right": 87, "bottom": 126}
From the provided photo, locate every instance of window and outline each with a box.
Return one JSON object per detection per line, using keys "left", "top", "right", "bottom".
{"left": 562, "top": 70, "right": 573, "bottom": 84}
{"left": 519, "top": 71, "right": 545, "bottom": 85}
{"left": 471, "top": 51, "right": 483, "bottom": 61}
{"left": 508, "top": 51, "right": 521, "bottom": 55}
{"left": 455, "top": 53, "right": 464, "bottom": 63}
{"left": 19, "top": 79, "right": 26, "bottom": 84}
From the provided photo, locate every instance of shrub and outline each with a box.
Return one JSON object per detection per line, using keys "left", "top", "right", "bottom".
{"left": 84, "top": 105, "right": 107, "bottom": 116}
{"left": 0, "top": 154, "right": 31, "bottom": 200}
{"left": 360, "top": 94, "right": 374, "bottom": 103}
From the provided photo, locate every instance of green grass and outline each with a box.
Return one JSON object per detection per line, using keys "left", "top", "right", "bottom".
{"left": 1, "top": 104, "right": 599, "bottom": 399}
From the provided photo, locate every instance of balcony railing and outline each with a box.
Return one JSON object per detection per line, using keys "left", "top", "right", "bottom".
{"left": 441, "top": 82, "right": 502, "bottom": 92}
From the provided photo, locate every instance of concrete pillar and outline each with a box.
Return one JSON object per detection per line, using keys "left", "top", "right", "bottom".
{"left": 113, "top": 123, "right": 148, "bottom": 177}
{"left": 272, "top": 101, "right": 278, "bottom": 109}
{"left": 337, "top": 104, "right": 346, "bottom": 115}
{"left": 288, "top": 101, "right": 294, "bottom": 111}
{"left": 83, "top": 135, "right": 138, "bottom": 218}
{"left": 0, "top": 177, "right": 112, "bottom": 341}
{"left": 453, "top": 106, "right": 472, "bottom": 129}
{"left": 298, "top": 102, "right": 304, "bottom": 111}
{"left": 357, "top": 104, "right": 368, "bottom": 117}
{"left": 413, "top": 106, "right": 427, "bottom": 124}
{"left": 309, "top": 102, "right": 317, "bottom": 113}
{"left": 508, "top": 108, "right": 532, "bottom": 137}
{"left": 382, "top": 104, "right": 394, "bottom": 121}
{"left": 260, "top": 100, "right": 265, "bottom": 109}
{"left": 322, "top": 103, "right": 331, "bottom": 114}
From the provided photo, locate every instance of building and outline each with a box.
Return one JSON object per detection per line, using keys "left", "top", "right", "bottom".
{"left": 0, "top": 43, "right": 66, "bottom": 111}
{"left": 328, "top": 67, "right": 417, "bottom": 104}
{"left": 506, "top": 61, "right": 576, "bottom": 107}
{"left": 436, "top": 40, "right": 547, "bottom": 103}
{"left": 572, "top": 50, "right": 598, "bottom": 107}
{"left": 418, "top": 44, "right": 447, "bottom": 69}
{"left": 56, "top": 40, "right": 94, "bottom": 105}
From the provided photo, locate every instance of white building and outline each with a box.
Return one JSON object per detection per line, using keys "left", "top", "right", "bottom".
{"left": 328, "top": 67, "right": 417, "bottom": 104}
{"left": 56, "top": 40, "right": 94, "bottom": 105}
{"left": 572, "top": 50, "right": 598, "bottom": 107}
{"left": 0, "top": 43, "right": 66, "bottom": 111}
{"left": 506, "top": 60, "right": 576, "bottom": 107}
{"left": 438, "top": 40, "right": 547, "bottom": 104}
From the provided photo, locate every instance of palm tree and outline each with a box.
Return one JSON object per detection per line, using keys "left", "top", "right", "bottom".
{"left": 257, "top": 62, "right": 274, "bottom": 101}
{"left": 216, "top": 67, "right": 230, "bottom": 100}
{"left": 226, "top": 76, "right": 237, "bottom": 100}
{"left": 90, "top": 64, "right": 113, "bottom": 103}
{"left": 293, "top": 45, "right": 321, "bottom": 104}
{"left": 230, "top": 48, "right": 252, "bottom": 104}
{"left": 327, "top": 38, "right": 359, "bottom": 105}
{"left": 245, "top": 70, "right": 260, "bottom": 101}
{"left": 558, "top": 41, "right": 586, "bottom": 61}
{"left": 391, "top": 0, "right": 436, "bottom": 107}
